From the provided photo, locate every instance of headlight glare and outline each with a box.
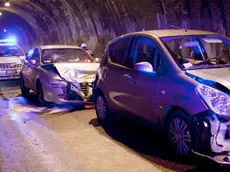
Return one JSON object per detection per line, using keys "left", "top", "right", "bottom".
{"left": 197, "top": 84, "right": 230, "bottom": 116}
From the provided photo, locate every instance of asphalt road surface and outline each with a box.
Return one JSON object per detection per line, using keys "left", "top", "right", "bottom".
{"left": 0, "top": 80, "right": 228, "bottom": 172}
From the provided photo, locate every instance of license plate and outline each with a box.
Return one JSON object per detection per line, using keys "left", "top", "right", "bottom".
{"left": 6, "top": 70, "right": 17, "bottom": 75}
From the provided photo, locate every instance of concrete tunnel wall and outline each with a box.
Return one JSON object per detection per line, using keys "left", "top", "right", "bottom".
{"left": 0, "top": 0, "right": 229, "bottom": 55}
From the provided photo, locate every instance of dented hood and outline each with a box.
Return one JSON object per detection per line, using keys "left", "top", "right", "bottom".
{"left": 187, "top": 68, "right": 230, "bottom": 89}
{"left": 0, "top": 56, "right": 22, "bottom": 64}
{"left": 53, "top": 62, "right": 99, "bottom": 83}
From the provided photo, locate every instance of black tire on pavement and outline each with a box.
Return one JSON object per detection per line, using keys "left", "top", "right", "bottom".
{"left": 37, "top": 81, "right": 48, "bottom": 107}
{"left": 20, "top": 74, "right": 30, "bottom": 97}
{"left": 95, "top": 92, "right": 116, "bottom": 126}
{"left": 166, "top": 110, "right": 201, "bottom": 158}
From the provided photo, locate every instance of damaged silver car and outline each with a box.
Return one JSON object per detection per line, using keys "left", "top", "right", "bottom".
{"left": 93, "top": 30, "right": 230, "bottom": 165}
{"left": 20, "top": 45, "right": 99, "bottom": 106}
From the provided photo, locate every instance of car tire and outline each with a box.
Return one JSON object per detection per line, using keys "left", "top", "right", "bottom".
{"left": 37, "top": 81, "right": 48, "bottom": 107}
{"left": 167, "top": 110, "right": 201, "bottom": 158}
{"left": 20, "top": 74, "right": 30, "bottom": 97}
{"left": 95, "top": 92, "right": 116, "bottom": 126}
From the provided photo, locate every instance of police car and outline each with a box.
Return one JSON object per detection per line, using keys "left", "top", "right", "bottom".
{"left": 0, "top": 38, "right": 25, "bottom": 80}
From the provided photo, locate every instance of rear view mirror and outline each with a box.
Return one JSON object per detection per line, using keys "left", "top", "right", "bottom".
{"left": 134, "top": 62, "right": 154, "bottom": 73}
{"left": 95, "top": 58, "right": 100, "bottom": 63}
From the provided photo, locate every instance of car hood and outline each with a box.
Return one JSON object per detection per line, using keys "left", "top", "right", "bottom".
{"left": 187, "top": 68, "right": 230, "bottom": 89}
{"left": 0, "top": 56, "right": 22, "bottom": 64}
{"left": 53, "top": 63, "right": 99, "bottom": 83}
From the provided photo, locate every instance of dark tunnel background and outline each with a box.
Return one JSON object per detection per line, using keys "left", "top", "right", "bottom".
{"left": 0, "top": 0, "right": 229, "bottom": 55}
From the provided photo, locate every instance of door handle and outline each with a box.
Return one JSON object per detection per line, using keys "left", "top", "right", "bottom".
{"left": 123, "top": 74, "right": 131, "bottom": 79}
{"left": 123, "top": 74, "right": 135, "bottom": 85}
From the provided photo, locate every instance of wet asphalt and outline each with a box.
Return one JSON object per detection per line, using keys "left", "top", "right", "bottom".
{"left": 0, "top": 79, "right": 228, "bottom": 172}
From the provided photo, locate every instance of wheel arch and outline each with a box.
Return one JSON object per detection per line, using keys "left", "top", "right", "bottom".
{"left": 162, "top": 106, "right": 191, "bottom": 130}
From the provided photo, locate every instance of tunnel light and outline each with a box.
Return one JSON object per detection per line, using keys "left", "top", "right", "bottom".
{"left": 5, "top": 2, "right": 10, "bottom": 7}
{"left": 4, "top": 29, "right": 7, "bottom": 32}
{"left": 0, "top": 12, "right": 2, "bottom": 16}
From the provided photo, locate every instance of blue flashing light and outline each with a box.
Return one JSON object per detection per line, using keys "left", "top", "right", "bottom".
{"left": 0, "top": 36, "right": 17, "bottom": 44}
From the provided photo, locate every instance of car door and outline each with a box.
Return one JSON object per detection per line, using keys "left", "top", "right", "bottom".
{"left": 105, "top": 36, "right": 134, "bottom": 113}
{"left": 26, "top": 48, "right": 41, "bottom": 91}
{"left": 120, "top": 35, "right": 162, "bottom": 123}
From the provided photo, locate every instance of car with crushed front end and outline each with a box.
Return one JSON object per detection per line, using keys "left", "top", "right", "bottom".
{"left": 93, "top": 29, "right": 230, "bottom": 165}
{"left": 20, "top": 45, "right": 99, "bottom": 106}
{"left": 0, "top": 43, "right": 25, "bottom": 80}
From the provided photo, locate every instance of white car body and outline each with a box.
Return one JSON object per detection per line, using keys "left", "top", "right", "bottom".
{"left": 20, "top": 45, "right": 99, "bottom": 104}
{"left": 0, "top": 44, "right": 25, "bottom": 80}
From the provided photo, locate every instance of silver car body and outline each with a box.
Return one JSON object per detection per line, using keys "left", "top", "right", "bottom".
{"left": 0, "top": 43, "right": 25, "bottom": 80}
{"left": 94, "top": 30, "right": 230, "bottom": 165}
{"left": 21, "top": 45, "right": 99, "bottom": 104}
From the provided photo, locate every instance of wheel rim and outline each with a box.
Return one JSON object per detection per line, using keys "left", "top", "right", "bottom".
{"left": 169, "top": 118, "right": 192, "bottom": 156}
{"left": 96, "top": 96, "right": 106, "bottom": 120}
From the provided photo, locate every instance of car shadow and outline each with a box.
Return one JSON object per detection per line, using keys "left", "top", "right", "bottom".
{"left": 89, "top": 117, "right": 227, "bottom": 171}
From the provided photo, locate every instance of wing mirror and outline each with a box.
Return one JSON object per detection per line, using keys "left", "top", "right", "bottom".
{"left": 134, "top": 62, "right": 155, "bottom": 73}
{"left": 29, "top": 59, "right": 37, "bottom": 65}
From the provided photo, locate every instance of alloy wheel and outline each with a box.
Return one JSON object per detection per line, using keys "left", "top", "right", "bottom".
{"left": 169, "top": 118, "right": 192, "bottom": 156}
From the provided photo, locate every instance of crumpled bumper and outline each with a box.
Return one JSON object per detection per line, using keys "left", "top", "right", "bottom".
{"left": 193, "top": 111, "right": 230, "bottom": 165}
{"left": 42, "top": 81, "right": 94, "bottom": 105}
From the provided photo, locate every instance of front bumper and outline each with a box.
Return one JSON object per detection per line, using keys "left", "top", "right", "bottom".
{"left": 0, "top": 69, "right": 21, "bottom": 80}
{"left": 42, "top": 81, "right": 93, "bottom": 105}
{"left": 193, "top": 111, "right": 230, "bottom": 165}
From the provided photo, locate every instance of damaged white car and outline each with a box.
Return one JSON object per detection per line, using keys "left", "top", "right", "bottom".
{"left": 20, "top": 45, "right": 99, "bottom": 106}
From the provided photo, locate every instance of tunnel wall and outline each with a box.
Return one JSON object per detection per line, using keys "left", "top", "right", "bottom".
{"left": 4, "top": 0, "right": 230, "bottom": 53}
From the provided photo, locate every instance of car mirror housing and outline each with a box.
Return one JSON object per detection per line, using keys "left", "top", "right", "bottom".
{"left": 29, "top": 59, "right": 37, "bottom": 65}
{"left": 134, "top": 62, "right": 155, "bottom": 73}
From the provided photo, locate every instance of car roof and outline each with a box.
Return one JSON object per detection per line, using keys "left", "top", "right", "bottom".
{"left": 38, "top": 45, "right": 81, "bottom": 50}
{"left": 114, "top": 29, "right": 219, "bottom": 40}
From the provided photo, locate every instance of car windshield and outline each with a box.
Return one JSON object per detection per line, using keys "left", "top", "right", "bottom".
{"left": 0, "top": 45, "right": 24, "bottom": 57}
{"left": 161, "top": 35, "right": 230, "bottom": 70}
{"left": 41, "top": 48, "right": 95, "bottom": 64}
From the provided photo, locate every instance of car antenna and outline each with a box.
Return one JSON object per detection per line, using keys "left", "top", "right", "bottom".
{"left": 170, "top": 25, "right": 188, "bottom": 32}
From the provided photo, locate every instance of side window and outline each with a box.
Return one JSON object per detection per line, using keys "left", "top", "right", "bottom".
{"left": 110, "top": 37, "right": 131, "bottom": 66}
{"left": 133, "top": 36, "right": 158, "bottom": 69}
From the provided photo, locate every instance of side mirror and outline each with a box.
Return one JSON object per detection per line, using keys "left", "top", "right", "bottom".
{"left": 134, "top": 62, "right": 155, "bottom": 73}
{"left": 95, "top": 58, "right": 100, "bottom": 63}
{"left": 29, "top": 59, "right": 37, "bottom": 65}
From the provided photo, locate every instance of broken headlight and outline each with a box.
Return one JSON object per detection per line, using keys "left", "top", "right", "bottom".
{"left": 197, "top": 84, "right": 230, "bottom": 116}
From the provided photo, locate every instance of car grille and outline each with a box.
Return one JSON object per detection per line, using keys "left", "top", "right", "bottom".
{"left": 0, "top": 64, "right": 22, "bottom": 70}
{"left": 80, "top": 83, "right": 89, "bottom": 96}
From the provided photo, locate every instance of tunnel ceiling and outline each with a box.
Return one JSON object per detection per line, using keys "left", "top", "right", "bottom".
{"left": 0, "top": 0, "right": 229, "bottom": 52}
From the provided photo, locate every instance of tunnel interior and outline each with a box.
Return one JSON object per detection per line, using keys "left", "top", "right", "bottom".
{"left": 0, "top": 0, "right": 229, "bottom": 54}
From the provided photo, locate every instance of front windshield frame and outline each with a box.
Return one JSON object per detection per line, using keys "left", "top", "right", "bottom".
{"left": 41, "top": 48, "right": 95, "bottom": 64}
{"left": 0, "top": 45, "right": 24, "bottom": 57}
{"left": 161, "top": 35, "right": 230, "bottom": 70}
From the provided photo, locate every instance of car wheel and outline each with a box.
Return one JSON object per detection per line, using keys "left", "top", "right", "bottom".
{"left": 20, "top": 74, "right": 30, "bottom": 96}
{"left": 37, "top": 81, "right": 48, "bottom": 106}
{"left": 167, "top": 110, "right": 200, "bottom": 157}
{"left": 95, "top": 93, "right": 116, "bottom": 126}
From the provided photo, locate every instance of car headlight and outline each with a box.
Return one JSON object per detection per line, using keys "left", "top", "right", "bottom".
{"left": 197, "top": 84, "right": 230, "bottom": 116}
